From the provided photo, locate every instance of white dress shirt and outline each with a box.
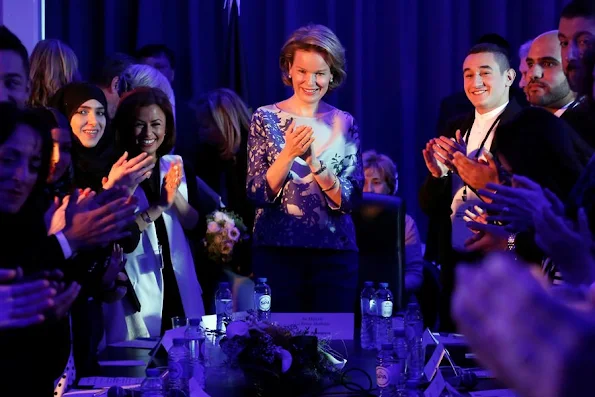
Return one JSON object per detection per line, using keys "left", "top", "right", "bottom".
{"left": 451, "top": 101, "right": 508, "bottom": 250}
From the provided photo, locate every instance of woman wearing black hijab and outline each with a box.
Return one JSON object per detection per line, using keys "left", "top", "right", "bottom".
{"left": 49, "top": 83, "right": 144, "bottom": 379}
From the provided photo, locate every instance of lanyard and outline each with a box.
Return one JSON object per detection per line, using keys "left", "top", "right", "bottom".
{"left": 461, "top": 113, "right": 503, "bottom": 201}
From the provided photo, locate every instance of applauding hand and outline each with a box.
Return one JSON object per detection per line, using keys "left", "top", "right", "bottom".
{"left": 160, "top": 160, "right": 182, "bottom": 209}
{"left": 102, "top": 151, "right": 155, "bottom": 194}
{"left": 452, "top": 149, "right": 500, "bottom": 191}
{"left": 282, "top": 120, "right": 315, "bottom": 161}
{"left": 0, "top": 268, "right": 56, "bottom": 330}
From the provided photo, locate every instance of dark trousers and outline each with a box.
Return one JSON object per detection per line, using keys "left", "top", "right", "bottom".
{"left": 252, "top": 246, "right": 358, "bottom": 313}
{"left": 439, "top": 249, "right": 484, "bottom": 332}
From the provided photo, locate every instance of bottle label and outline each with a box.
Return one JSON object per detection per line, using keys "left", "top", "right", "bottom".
{"left": 258, "top": 294, "right": 271, "bottom": 311}
{"left": 216, "top": 299, "right": 233, "bottom": 317}
{"left": 381, "top": 301, "right": 393, "bottom": 318}
{"left": 376, "top": 366, "right": 391, "bottom": 388}
{"left": 370, "top": 299, "right": 377, "bottom": 315}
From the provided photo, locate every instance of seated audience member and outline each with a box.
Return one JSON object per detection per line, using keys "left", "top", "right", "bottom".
{"left": 362, "top": 150, "right": 423, "bottom": 295}
{"left": 27, "top": 39, "right": 81, "bottom": 108}
{"left": 105, "top": 87, "right": 205, "bottom": 343}
{"left": 92, "top": 52, "right": 136, "bottom": 119}
{"left": 136, "top": 44, "right": 175, "bottom": 85}
{"left": 0, "top": 26, "right": 30, "bottom": 108}
{"left": 453, "top": 253, "right": 595, "bottom": 397}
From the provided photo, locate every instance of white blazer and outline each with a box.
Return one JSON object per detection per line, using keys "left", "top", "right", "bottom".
{"left": 104, "top": 155, "right": 204, "bottom": 343}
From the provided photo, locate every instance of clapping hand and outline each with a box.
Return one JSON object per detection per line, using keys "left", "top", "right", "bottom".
{"left": 464, "top": 220, "right": 509, "bottom": 253}
{"left": 102, "top": 151, "right": 155, "bottom": 194}
{"left": 160, "top": 160, "right": 182, "bottom": 209}
{"left": 62, "top": 188, "right": 138, "bottom": 253}
{"left": 479, "top": 175, "right": 554, "bottom": 233}
{"left": 0, "top": 268, "right": 56, "bottom": 330}
{"left": 282, "top": 120, "right": 315, "bottom": 161}
{"left": 452, "top": 149, "right": 500, "bottom": 191}
{"left": 453, "top": 253, "right": 595, "bottom": 397}
{"left": 534, "top": 207, "right": 595, "bottom": 285}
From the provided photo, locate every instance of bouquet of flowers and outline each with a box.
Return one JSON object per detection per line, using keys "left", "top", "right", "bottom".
{"left": 204, "top": 210, "right": 249, "bottom": 263}
{"left": 219, "top": 313, "right": 346, "bottom": 396}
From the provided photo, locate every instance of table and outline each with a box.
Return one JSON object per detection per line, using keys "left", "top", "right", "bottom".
{"left": 94, "top": 336, "right": 509, "bottom": 396}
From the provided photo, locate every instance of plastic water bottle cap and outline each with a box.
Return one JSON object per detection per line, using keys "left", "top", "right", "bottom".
{"left": 381, "top": 343, "right": 393, "bottom": 350}
{"left": 363, "top": 281, "right": 374, "bottom": 287}
{"left": 379, "top": 282, "right": 389, "bottom": 288}
{"left": 188, "top": 318, "right": 201, "bottom": 326}
{"left": 146, "top": 368, "right": 161, "bottom": 377}
{"left": 257, "top": 277, "right": 268, "bottom": 283}
{"left": 219, "top": 282, "right": 230, "bottom": 289}
{"left": 173, "top": 338, "right": 186, "bottom": 346}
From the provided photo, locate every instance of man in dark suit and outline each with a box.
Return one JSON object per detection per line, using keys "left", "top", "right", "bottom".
{"left": 419, "top": 43, "right": 522, "bottom": 331}
{"left": 558, "top": 1, "right": 595, "bottom": 148}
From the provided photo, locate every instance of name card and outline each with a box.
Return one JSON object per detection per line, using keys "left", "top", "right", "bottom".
{"left": 423, "top": 328, "right": 436, "bottom": 349}
{"left": 468, "top": 390, "right": 519, "bottom": 397}
{"left": 271, "top": 313, "right": 354, "bottom": 340}
{"left": 424, "top": 369, "right": 446, "bottom": 397}
{"left": 424, "top": 342, "right": 446, "bottom": 381}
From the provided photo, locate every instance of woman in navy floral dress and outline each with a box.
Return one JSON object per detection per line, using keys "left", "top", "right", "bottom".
{"left": 247, "top": 24, "right": 363, "bottom": 312}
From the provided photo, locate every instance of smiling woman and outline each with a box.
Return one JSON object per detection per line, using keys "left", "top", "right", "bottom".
{"left": 49, "top": 82, "right": 116, "bottom": 191}
{"left": 247, "top": 24, "right": 363, "bottom": 313}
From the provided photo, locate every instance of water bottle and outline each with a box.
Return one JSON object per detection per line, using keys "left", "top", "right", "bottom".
{"left": 392, "top": 328, "right": 408, "bottom": 393}
{"left": 376, "top": 343, "right": 399, "bottom": 397}
{"left": 360, "top": 281, "right": 376, "bottom": 350}
{"left": 215, "top": 282, "right": 233, "bottom": 332}
{"left": 375, "top": 282, "right": 394, "bottom": 349}
{"left": 139, "top": 368, "right": 165, "bottom": 397}
{"left": 405, "top": 302, "right": 424, "bottom": 381}
{"left": 404, "top": 379, "right": 424, "bottom": 396}
{"left": 184, "top": 318, "right": 205, "bottom": 389}
{"left": 254, "top": 277, "right": 272, "bottom": 321}
{"left": 168, "top": 337, "right": 190, "bottom": 396}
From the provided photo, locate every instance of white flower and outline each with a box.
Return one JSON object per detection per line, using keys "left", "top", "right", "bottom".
{"left": 228, "top": 227, "right": 240, "bottom": 241}
{"left": 207, "top": 221, "right": 220, "bottom": 233}
{"left": 214, "top": 212, "right": 226, "bottom": 223}
{"left": 222, "top": 213, "right": 233, "bottom": 224}
{"left": 223, "top": 219, "right": 235, "bottom": 230}
{"left": 226, "top": 321, "right": 249, "bottom": 338}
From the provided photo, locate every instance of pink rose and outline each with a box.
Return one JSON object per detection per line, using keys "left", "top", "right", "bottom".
{"left": 207, "top": 221, "right": 220, "bottom": 233}
{"left": 228, "top": 227, "right": 240, "bottom": 241}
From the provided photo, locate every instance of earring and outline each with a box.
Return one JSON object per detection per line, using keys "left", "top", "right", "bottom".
{"left": 288, "top": 74, "right": 292, "bottom": 79}
{"left": 330, "top": 77, "right": 334, "bottom": 83}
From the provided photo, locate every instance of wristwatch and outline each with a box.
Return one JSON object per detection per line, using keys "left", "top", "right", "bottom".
{"left": 312, "top": 161, "right": 326, "bottom": 176}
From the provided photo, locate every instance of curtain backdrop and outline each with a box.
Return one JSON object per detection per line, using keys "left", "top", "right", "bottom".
{"left": 45, "top": 0, "right": 571, "bottom": 238}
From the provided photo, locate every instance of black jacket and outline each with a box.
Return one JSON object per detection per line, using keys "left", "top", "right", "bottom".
{"left": 419, "top": 99, "right": 524, "bottom": 265}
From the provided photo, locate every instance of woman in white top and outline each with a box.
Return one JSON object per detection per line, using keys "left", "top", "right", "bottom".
{"left": 104, "top": 87, "right": 204, "bottom": 342}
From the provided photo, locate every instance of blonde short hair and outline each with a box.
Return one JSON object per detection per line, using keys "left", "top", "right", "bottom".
{"left": 196, "top": 88, "right": 251, "bottom": 160}
{"left": 118, "top": 64, "right": 176, "bottom": 114}
{"left": 28, "top": 39, "right": 80, "bottom": 107}
{"left": 279, "top": 24, "right": 347, "bottom": 91}
{"left": 362, "top": 150, "right": 398, "bottom": 194}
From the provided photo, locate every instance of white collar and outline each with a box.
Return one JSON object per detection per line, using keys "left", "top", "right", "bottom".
{"left": 474, "top": 101, "right": 509, "bottom": 121}
{"left": 554, "top": 100, "right": 575, "bottom": 117}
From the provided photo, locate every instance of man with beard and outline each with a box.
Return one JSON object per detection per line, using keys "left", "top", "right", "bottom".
{"left": 526, "top": 31, "right": 576, "bottom": 115}
{"left": 557, "top": 1, "right": 595, "bottom": 148}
